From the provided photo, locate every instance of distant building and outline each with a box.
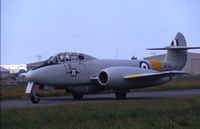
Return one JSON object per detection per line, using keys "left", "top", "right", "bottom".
{"left": 144, "top": 52, "right": 200, "bottom": 75}
{"left": 27, "top": 61, "right": 44, "bottom": 71}
{"left": 1, "top": 64, "right": 27, "bottom": 73}
{"left": 0, "top": 67, "right": 10, "bottom": 79}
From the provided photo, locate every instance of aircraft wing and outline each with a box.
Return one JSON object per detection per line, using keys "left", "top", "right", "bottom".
{"left": 147, "top": 46, "right": 200, "bottom": 50}
{"left": 124, "top": 71, "right": 187, "bottom": 80}
{"left": 90, "top": 76, "right": 98, "bottom": 81}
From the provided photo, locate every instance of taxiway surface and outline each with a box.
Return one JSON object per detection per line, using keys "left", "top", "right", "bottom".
{"left": 1, "top": 89, "right": 200, "bottom": 110}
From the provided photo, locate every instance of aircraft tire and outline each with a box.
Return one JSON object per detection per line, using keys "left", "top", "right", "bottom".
{"left": 115, "top": 92, "right": 127, "bottom": 99}
{"left": 31, "top": 93, "right": 40, "bottom": 104}
{"left": 72, "top": 93, "right": 83, "bottom": 100}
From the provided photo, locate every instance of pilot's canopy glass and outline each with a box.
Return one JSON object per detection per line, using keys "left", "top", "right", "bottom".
{"left": 71, "top": 53, "right": 78, "bottom": 60}
{"left": 78, "top": 54, "right": 84, "bottom": 60}
{"left": 65, "top": 52, "right": 71, "bottom": 61}
{"left": 46, "top": 52, "right": 86, "bottom": 64}
{"left": 58, "top": 53, "right": 65, "bottom": 61}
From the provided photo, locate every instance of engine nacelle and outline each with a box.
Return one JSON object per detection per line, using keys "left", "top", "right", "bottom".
{"left": 98, "top": 66, "right": 169, "bottom": 89}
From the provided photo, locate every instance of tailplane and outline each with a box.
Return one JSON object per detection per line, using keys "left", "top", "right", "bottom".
{"left": 147, "top": 32, "right": 200, "bottom": 70}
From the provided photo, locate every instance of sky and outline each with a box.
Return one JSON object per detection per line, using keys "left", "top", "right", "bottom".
{"left": 1, "top": 0, "right": 200, "bottom": 65}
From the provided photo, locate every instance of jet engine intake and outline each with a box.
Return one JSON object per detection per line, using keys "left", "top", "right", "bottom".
{"left": 97, "top": 66, "right": 165, "bottom": 89}
{"left": 98, "top": 67, "right": 143, "bottom": 88}
{"left": 98, "top": 71, "right": 109, "bottom": 85}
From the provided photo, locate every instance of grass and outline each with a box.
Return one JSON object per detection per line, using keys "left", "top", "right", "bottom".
{"left": 1, "top": 97, "right": 200, "bottom": 129}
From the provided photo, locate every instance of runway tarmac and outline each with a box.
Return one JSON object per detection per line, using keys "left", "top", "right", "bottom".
{"left": 1, "top": 89, "right": 200, "bottom": 110}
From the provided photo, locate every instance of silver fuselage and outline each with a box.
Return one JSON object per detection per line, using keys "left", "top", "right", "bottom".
{"left": 25, "top": 58, "right": 170, "bottom": 94}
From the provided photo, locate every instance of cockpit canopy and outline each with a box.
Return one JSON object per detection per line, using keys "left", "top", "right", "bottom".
{"left": 46, "top": 52, "right": 96, "bottom": 65}
{"left": 32, "top": 52, "right": 96, "bottom": 70}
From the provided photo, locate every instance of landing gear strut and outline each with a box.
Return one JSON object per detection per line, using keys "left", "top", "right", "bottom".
{"left": 25, "top": 82, "right": 40, "bottom": 104}
{"left": 30, "top": 92, "right": 40, "bottom": 104}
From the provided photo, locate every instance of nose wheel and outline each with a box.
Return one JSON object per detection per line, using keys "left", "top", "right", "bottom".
{"left": 30, "top": 93, "right": 40, "bottom": 104}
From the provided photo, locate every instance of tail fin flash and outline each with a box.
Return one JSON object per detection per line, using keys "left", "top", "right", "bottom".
{"left": 147, "top": 32, "right": 200, "bottom": 71}
{"left": 165, "top": 33, "right": 187, "bottom": 70}
{"left": 171, "top": 32, "right": 186, "bottom": 47}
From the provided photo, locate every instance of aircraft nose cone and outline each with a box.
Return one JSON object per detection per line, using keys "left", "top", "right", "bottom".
{"left": 24, "top": 70, "right": 44, "bottom": 84}
{"left": 22, "top": 69, "right": 46, "bottom": 84}
{"left": 21, "top": 65, "right": 68, "bottom": 85}
{"left": 23, "top": 70, "right": 36, "bottom": 81}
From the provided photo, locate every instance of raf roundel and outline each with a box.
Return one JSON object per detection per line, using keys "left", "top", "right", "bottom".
{"left": 171, "top": 39, "right": 179, "bottom": 46}
{"left": 140, "top": 61, "right": 149, "bottom": 69}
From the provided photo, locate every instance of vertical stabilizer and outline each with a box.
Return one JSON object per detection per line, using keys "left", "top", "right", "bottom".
{"left": 147, "top": 32, "right": 200, "bottom": 71}
{"left": 165, "top": 32, "right": 187, "bottom": 70}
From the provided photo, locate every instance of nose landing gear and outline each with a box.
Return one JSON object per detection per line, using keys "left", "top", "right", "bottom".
{"left": 25, "top": 81, "right": 41, "bottom": 104}
{"left": 30, "top": 92, "right": 40, "bottom": 104}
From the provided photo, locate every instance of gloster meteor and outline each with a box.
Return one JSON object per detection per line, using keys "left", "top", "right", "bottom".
{"left": 22, "top": 33, "right": 200, "bottom": 104}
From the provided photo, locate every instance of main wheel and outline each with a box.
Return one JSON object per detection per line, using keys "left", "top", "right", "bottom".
{"left": 31, "top": 93, "right": 40, "bottom": 104}
{"left": 72, "top": 93, "right": 83, "bottom": 100}
{"left": 115, "top": 92, "right": 127, "bottom": 99}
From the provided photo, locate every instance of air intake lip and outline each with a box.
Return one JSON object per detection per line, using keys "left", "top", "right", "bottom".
{"left": 98, "top": 71, "right": 108, "bottom": 86}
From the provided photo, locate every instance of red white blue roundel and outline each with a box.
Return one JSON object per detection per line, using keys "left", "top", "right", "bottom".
{"left": 140, "top": 61, "right": 149, "bottom": 69}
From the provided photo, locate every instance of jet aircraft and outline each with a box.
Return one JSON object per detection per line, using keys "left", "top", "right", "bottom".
{"left": 22, "top": 33, "right": 200, "bottom": 104}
